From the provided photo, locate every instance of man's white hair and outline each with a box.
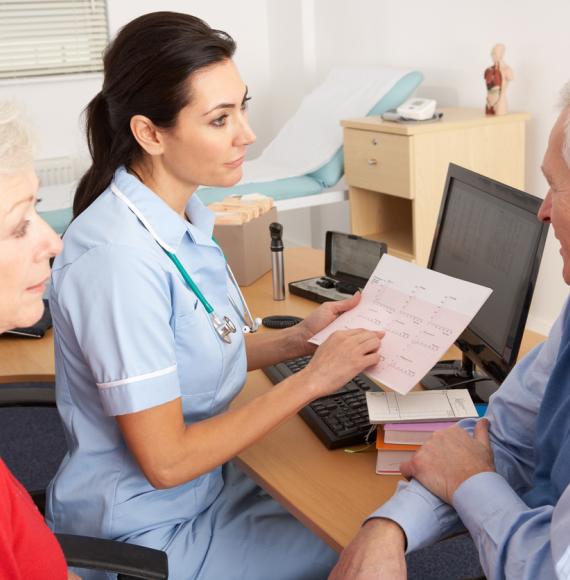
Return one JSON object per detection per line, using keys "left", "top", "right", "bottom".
{"left": 0, "top": 101, "right": 34, "bottom": 175}
{"left": 559, "top": 81, "right": 570, "bottom": 168}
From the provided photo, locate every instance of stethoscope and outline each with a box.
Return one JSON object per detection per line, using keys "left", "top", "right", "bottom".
{"left": 111, "top": 183, "right": 261, "bottom": 343}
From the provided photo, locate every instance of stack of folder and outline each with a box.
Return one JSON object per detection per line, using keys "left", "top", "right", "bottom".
{"left": 365, "top": 389, "right": 484, "bottom": 475}
{"left": 375, "top": 422, "right": 456, "bottom": 475}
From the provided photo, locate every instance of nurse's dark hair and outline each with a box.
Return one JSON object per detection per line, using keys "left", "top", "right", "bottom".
{"left": 73, "top": 11, "right": 236, "bottom": 218}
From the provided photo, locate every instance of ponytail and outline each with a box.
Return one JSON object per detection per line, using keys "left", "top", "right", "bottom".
{"left": 72, "top": 11, "right": 236, "bottom": 219}
{"left": 73, "top": 92, "right": 118, "bottom": 217}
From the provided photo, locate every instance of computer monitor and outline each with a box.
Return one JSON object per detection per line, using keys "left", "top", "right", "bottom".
{"left": 420, "top": 164, "right": 549, "bottom": 402}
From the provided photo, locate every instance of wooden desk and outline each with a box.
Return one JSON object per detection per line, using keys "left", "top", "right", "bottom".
{"left": 0, "top": 247, "right": 545, "bottom": 551}
{"left": 236, "top": 248, "right": 400, "bottom": 551}
{"left": 235, "top": 248, "right": 544, "bottom": 551}
{"left": 0, "top": 329, "right": 56, "bottom": 383}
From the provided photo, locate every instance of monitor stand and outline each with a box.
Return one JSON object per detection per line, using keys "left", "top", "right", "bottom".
{"left": 420, "top": 354, "right": 499, "bottom": 403}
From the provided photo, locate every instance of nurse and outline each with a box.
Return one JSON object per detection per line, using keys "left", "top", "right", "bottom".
{"left": 46, "top": 12, "right": 383, "bottom": 580}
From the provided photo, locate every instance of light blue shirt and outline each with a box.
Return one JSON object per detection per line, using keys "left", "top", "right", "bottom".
{"left": 45, "top": 167, "right": 338, "bottom": 579}
{"left": 46, "top": 167, "right": 247, "bottom": 540}
{"left": 373, "top": 297, "right": 570, "bottom": 579}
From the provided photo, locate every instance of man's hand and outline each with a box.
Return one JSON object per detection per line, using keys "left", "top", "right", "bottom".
{"left": 329, "top": 518, "right": 406, "bottom": 580}
{"left": 400, "top": 419, "right": 496, "bottom": 504}
{"left": 295, "top": 292, "right": 362, "bottom": 356}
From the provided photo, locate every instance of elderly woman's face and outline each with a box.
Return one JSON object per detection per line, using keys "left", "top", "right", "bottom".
{"left": 0, "top": 168, "right": 62, "bottom": 332}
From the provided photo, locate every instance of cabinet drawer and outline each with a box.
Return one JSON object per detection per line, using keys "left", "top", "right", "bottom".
{"left": 344, "top": 129, "right": 413, "bottom": 198}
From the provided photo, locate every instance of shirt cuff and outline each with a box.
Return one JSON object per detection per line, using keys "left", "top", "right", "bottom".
{"left": 97, "top": 366, "right": 181, "bottom": 415}
{"left": 452, "top": 471, "right": 528, "bottom": 545}
{"left": 368, "top": 479, "right": 459, "bottom": 552}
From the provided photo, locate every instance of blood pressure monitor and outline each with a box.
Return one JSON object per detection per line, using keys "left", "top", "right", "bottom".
{"left": 396, "top": 98, "right": 437, "bottom": 121}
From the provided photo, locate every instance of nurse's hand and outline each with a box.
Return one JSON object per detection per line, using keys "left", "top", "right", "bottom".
{"left": 303, "top": 328, "right": 383, "bottom": 398}
{"left": 295, "top": 291, "right": 362, "bottom": 356}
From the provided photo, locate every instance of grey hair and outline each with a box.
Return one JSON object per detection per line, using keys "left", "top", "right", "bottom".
{"left": 0, "top": 101, "right": 34, "bottom": 174}
{"left": 559, "top": 81, "right": 570, "bottom": 168}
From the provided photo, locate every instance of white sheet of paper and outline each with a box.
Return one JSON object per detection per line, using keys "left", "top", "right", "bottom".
{"left": 309, "top": 255, "right": 492, "bottom": 394}
{"left": 365, "top": 389, "right": 478, "bottom": 423}
{"left": 376, "top": 450, "right": 415, "bottom": 475}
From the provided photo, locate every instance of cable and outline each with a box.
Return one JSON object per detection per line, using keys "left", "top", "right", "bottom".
{"left": 442, "top": 376, "right": 490, "bottom": 389}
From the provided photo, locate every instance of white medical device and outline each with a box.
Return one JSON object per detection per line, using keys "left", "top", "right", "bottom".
{"left": 396, "top": 98, "right": 437, "bottom": 121}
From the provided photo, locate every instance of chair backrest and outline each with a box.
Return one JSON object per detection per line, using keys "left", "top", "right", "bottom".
{"left": 0, "top": 383, "right": 169, "bottom": 579}
{"left": 0, "top": 390, "right": 66, "bottom": 492}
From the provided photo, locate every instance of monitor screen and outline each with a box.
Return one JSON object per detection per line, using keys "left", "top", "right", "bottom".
{"left": 427, "top": 164, "right": 548, "bottom": 382}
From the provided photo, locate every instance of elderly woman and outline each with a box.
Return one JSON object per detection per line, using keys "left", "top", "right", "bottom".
{"left": 0, "top": 101, "right": 74, "bottom": 579}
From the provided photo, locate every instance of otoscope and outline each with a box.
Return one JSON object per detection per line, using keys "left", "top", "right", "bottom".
{"left": 269, "top": 222, "right": 285, "bottom": 301}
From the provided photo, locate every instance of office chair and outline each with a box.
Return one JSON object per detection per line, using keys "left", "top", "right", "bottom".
{"left": 0, "top": 383, "right": 168, "bottom": 580}
{"left": 406, "top": 532, "right": 486, "bottom": 580}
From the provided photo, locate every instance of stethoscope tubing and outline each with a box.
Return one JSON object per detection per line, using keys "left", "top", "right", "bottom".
{"left": 164, "top": 250, "right": 214, "bottom": 314}
{"left": 110, "top": 181, "right": 258, "bottom": 338}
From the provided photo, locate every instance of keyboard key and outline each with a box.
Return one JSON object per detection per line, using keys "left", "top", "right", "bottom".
{"left": 336, "top": 427, "right": 361, "bottom": 437}
{"left": 263, "top": 355, "right": 381, "bottom": 449}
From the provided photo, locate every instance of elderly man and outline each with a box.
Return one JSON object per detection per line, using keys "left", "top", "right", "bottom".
{"left": 330, "top": 86, "right": 570, "bottom": 580}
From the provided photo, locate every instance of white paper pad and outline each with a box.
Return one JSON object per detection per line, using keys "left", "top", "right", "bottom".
{"left": 366, "top": 389, "right": 478, "bottom": 423}
{"left": 309, "top": 255, "right": 492, "bottom": 394}
{"left": 376, "top": 450, "right": 414, "bottom": 475}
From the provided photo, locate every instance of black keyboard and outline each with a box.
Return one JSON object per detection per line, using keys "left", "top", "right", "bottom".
{"left": 263, "top": 355, "right": 381, "bottom": 449}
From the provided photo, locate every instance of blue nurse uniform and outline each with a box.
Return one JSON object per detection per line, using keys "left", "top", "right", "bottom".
{"left": 46, "top": 167, "right": 336, "bottom": 579}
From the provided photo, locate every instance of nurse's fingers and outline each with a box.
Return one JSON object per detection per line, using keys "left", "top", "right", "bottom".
{"left": 336, "top": 328, "right": 385, "bottom": 342}
{"left": 356, "top": 333, "right": 384, "bottom": 353}
{"left": 305, "top": 329, "right": 383, "bottom": 397}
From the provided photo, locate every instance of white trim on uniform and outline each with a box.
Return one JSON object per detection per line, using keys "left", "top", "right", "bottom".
{"left": 557, "top": 545, "right": 570, "bottom": 580}
{"left": 96, "top": 364, "right": 177, "bottom": 389}
{"left": 110, "top": 183, "right": 176, "bottom": 253}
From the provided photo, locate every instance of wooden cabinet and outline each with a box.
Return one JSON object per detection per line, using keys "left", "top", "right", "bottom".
{"left": 342, "top": 108, "right": 530, "bottom": 265}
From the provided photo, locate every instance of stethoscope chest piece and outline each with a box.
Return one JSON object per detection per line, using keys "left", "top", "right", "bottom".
{"left": 111, "top": 180, "right": 258, "bottom": 345}
{"left": 211, "top": 312, "right": 237, "bottom": 343}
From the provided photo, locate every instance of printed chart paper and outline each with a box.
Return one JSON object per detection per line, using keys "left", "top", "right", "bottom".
{"left": 366, "top": 389, "right": 478, "bottom": 423}
{"left": 309, "top": 255, "right": 492, "bottom": 395}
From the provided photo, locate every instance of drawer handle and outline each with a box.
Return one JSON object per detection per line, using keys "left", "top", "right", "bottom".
{"left": 367, "top": 158, "right": 378, "bottom": 166}
{"left": 371, "top": 138, "right": 378, "bottom": 145}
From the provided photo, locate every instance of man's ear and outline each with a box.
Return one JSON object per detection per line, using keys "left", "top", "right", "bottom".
{"left": 130, "top": 115, "right": 164, "bottom": 156}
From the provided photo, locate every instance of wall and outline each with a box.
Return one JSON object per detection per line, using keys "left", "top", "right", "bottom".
{"left": 0, "top": 0, "right": 274, "bottom": 164}
{"left": 1, "top": 0, "right": 567, "bottom": 333}
{"left": 308, "top": 0, "right": 570, "bottom": 334}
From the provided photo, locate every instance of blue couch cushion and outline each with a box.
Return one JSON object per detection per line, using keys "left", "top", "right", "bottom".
{"left": 39, "top": 207, "right": 73, "bottom": 235}
{"left": 199, "top": 71, "right": 423, "bottom": 200}
{"left": 42, "top": 71, "right": 424, "bottom": 218}
{"left": 308, "top": 71, "right": 424, "bottom": 188}
{"left": 196, "top": 175, "right": 323, "bottom": 205}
